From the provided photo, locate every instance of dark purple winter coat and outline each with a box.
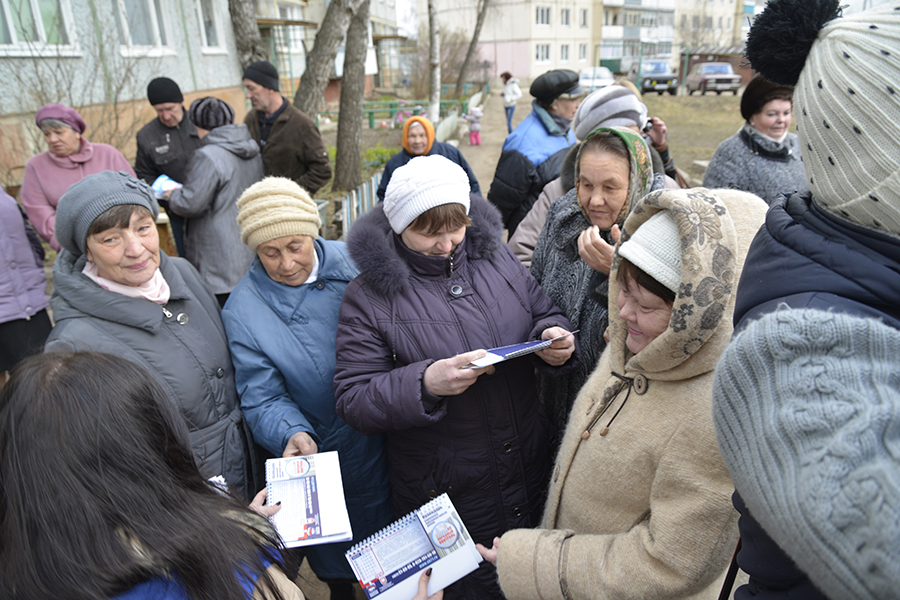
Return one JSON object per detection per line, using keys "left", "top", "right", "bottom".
{"left": 334, "top": 195, "right": 578, "bottom": 600}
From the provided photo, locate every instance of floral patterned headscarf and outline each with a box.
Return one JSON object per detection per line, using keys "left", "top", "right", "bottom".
{"left": 574, "top": 126, "right": 654, "bottom": 230}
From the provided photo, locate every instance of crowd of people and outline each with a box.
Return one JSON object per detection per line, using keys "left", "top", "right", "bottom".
{"left": 2, "top": 1, "right": 899, "bottom": 599}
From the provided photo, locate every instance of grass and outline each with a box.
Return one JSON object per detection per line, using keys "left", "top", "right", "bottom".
{"left": 643, "top": 92, "right": 745, "bottom": 185}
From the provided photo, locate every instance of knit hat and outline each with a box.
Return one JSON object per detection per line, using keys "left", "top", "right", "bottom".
{"left": 236, "top": 177, "right": 321, "bottom": 251}
{"left": 746, "top": 0, "right": 900, "bottom": 235}
{"left": 617, "top": 210, "right": 681, "bottom": 293}
{"left": 713, "top": 308, "right": 900, "bottom": 600}
{"left": 383, "top": 155, "right": 470, "bottom": 234}
{"left": 146, "top": 77, "right": 184, "bottom": 105}
{"left": 35, "top": 103, "right": 86, "bottom": 134}
{"left": 401, "top": 116, "right": 435, "bottom": 155}
{"left": 573, "top": 86, "right": 646, "bottom": 141}
{"left": 530, "top": 69, "right": 583, "bottom": 103}
{"left": 242, "top": 60, "right": 280, "bottom": 91}
{"left": 188, "top": 97, "right": 235, "bottom": 131}
{"left": 739, "top": 75, "right": 793, "bottom": 121}
{"left": 55, "top": 171, "right": 159, "bottom": 256}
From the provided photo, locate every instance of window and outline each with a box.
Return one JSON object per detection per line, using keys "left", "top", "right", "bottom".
{"left": 681, "top": 14, "right": 686, "bottom": 28}
{"left": 536, "top": 6, "right": 549, "bottom": 25}
{"left": 691, "top": 15, "right": 699, "bottom": 30}
{"left": 196, "top": 0, "right": 221, "bottom": 49}
{"left": 579, "top": 8, "right": 587, "bottom": 27}
{"left": 579, "top": 43, "right": 587, "bottom": 60}
{"left": 560, "top": 8, "right": 569, "bottom": 27}
{"left": 718, "top": 16, "right": 722, "bottom": 29}
{"left": 114, "top": 0, "right": 169, "bottom": 50}
{"left": 278, "top": 3, "right": 305, "bottom": 53}
{"left": 560, "top": 44, "right": 569, "bottom": 61}
{"left": 535, "top": 43, "right": 549, "bottom": 61}
{"left": 1, "top": 0, "right": 72, "bottom": 51}
{"left": 703, "top": 16, "right": 712, "bottom": 30}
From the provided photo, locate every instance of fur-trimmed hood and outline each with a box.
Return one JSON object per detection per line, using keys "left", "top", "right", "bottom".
{"left": 347, "top": 193, "right": 503, "bottom": 297}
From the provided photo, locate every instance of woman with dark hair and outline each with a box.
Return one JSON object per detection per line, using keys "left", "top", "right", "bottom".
{"left": 0, "top": 350, "right": 299, "bottom": 600}
{"left": 0, "top": 350, "right": 444, "bottom": 600}
{"left": 480, "top": 187, "right": 767, "bottom": 600}
{"left": 500, "top": 72, "right": 523, "bottom": 134}
{"left": 45, "top": 170, "right": 258, "bottom": 501}
{"left": 530, "top": 127, "right": 660, "bottom": 432}
{"left": 19, "top": 103, "right": 134, "bottom": 251}
{"left": 334, "top": 154, "right": 577, "bottom": 600}
{"left": 703, "top": 74, "right": 808, "bottom": 205}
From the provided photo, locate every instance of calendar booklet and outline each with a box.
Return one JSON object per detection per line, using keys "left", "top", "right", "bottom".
{"left": 265, "top": 452, "right": 353, "bottom": 548}
{"left": 345, "top": 494, "right": 481, "bottom": 600}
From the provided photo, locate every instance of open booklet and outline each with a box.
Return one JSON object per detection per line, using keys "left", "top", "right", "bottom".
{"left": 463, "top": 330, "right": 578, "bottom": 369}
{"left": 265, "top": 451, "right": 353, "bottom": 548}
{"left": 345, "top": 494, "right": 482, "bottom": 600}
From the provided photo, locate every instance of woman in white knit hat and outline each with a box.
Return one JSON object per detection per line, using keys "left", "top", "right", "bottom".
{"left": 221, "top": 177, "right": 393, "bottom": 600}
{"left": 479, "top": 187, "right": 768, "bottom": 600}
{"left": 333, "top": 154, "right": 577, "bottom": 600}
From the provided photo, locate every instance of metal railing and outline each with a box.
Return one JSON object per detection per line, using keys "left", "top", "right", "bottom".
{"left": 333, "top": 171, "right": 382, "bottom": 240}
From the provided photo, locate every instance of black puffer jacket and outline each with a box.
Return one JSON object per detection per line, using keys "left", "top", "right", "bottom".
{"left": 723, "top": 191, "right": 900, "bottom": 600}
{"left": 334, "top": 196, "right": 578, "bottom": 600}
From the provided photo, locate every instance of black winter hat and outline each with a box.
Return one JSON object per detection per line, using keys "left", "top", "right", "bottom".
{"left": 189, "top": 97, "right": 235, "bottom": 131}
{"left": 243, "top": 61, "right": 280, "bottom": 91}
{"left": 147, "top": 77, "right": 184, "bottom": 105}
{"left": 530, "top": 69, "right": 583, "bottom": 103}
{"left": 740, "top": 75, "right": 793, "bottom": 121}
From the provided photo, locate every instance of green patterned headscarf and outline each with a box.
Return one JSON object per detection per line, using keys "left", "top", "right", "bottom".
{"left": 574, "top": 126, "right": 654, "bottom": 229}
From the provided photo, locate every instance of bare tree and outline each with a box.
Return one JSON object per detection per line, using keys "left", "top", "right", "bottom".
{"left": 332, "top": 0, "right": 370, "bottom": 191}
{"left": 228, "top": 0, "right": 269, "bottom": 68}
{"left": 454, "top": 0, "right": 490, "bottom": 98}
{"left": 405, "top": 29, "right": 469, "bottom": 98}
{"left": 427, "top": 0, "right": 441, "bottom": 123}
{"left": 293, "top": 0, "right": 367, "bottom": 116}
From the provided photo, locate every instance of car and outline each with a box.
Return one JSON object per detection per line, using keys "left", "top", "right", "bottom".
{"left": 686, "top": 62, "right": 742, "bottom": 95}
{"left": 627, "top": 60, "right": 678, "bottom": 95}
{"left": 579, "top": 66, "right": 616, "bottom": 92}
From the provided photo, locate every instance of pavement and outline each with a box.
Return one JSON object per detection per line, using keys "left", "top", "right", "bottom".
{"left": 456, "top": 87, "right": 534, "bottom": 205}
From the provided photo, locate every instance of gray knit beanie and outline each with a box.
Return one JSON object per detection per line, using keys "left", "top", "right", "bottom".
{"left": 55, "top": 171, "right": 159, "bottom": 256}
{"left": 188, "top": 96, "right": 234, "bottom": 130}
{"left": 384, "top": 155, "right": 470, "bottom": 234}
{"left": 573, "top": 86, "right": 646, "bottom": 141}
{"left": 713, "top": 308, "right": 900, "bottom": 600}
{"left": 746, "top": 0, "right": 900, "bottom": 235}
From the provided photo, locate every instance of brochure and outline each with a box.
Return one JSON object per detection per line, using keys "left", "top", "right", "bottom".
{"left": 345, "top": 494, "right": 481, "bottom": 600}
{"left": 265, "top": 452, "right": 353, "bottom": 548}
{"left": 463, "top": 330, "right": 578, "bottom": 369}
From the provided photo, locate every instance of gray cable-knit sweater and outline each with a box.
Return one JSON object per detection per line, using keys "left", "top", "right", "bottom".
{"left": 703, "top": 123, "right": 808, "bottom": 205}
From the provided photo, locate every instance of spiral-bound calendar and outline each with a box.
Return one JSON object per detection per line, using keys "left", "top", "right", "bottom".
{"left": 265, "top": 451, "right": 353, "bottom": 548}
{"left": 345, "top": 494, "right": 482, "bottom": 600}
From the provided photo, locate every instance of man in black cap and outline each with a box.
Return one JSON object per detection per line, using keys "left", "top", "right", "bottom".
{"left": 135, "top": 76, "right": 203, "bottom": 257}
{"left": 242, "top": 60, "right": 332, "bottom": 195}
{"left": 488, "top": 69, "right": 583, "bottom": 235}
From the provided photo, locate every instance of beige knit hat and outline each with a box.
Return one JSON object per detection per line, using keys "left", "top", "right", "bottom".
{"left": 236, "top": 177, "right": 321, "bottom": 251}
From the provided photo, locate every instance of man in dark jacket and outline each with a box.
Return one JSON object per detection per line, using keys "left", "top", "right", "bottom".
{"left": 711, "top": 2, "right": 900, "bottom": 599}
{"left": 242, "top": 61, "right": 332, "bottom": 195}
{"left": 135, "top": 77, "right": 203, "bottom": 257}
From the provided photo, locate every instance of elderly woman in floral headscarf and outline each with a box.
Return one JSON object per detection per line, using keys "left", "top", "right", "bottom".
{"left": 480, "top": 187, "right": 767, "bottom": 600}
{"left": 530, "top": 127, "right": 660, "bottom": 432}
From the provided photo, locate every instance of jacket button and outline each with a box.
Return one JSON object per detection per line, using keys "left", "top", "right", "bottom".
{"left": 512, "top": 507, "right": 523, "bottom": 517}
{"left": 176, "top": 313, "right": 189, "bottom": 325}
{"left": 316, "top": 281, "right": 325, "bottom": 290}
{"left": 581, "top": 430, "right": 590, "bottom": 440}
{"left": 216, "top": 368, "right": 225, "bottom": 378}
{"left": 501, "top": 442, "right": 513, "bottom": 453}
{"left": 634, "top": 374, "right": 648, "bottom": 395}
{"left": 450, "top": 285, "right": 462, "bottom": 295}
{"left": 428, "top": 489, "right": 439, "bottom": 498}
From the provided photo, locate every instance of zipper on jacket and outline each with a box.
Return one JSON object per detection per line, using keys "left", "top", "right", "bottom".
{"left": 162, "top": 305, "right": 173, "bottom": 318}
{"left": 585, "top": 373, "right": 634, "bottom": 436}
{"left": 446, "top": 254, "right": 455, "bottom": 277}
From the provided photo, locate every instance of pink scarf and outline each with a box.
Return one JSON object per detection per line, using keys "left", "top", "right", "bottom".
{"left": 82, "top": 261, "right": 171, "bottom": 305}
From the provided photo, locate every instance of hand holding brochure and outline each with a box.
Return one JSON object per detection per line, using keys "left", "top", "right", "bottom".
{"left": 151, "top": 174, "right": 182, "bottom": 194}
{"left": 345, "top": 494, "right": 482, "bottom": 600}
{"left": 463, "top": 330, "right": 578, "bottom": 369}
{"left": 265, "top": 452, "right": 353, "bottom": 548}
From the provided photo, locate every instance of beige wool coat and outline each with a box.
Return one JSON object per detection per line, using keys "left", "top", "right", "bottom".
{"left": 496, "top": 188, "right": 767, "bottom": 600}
